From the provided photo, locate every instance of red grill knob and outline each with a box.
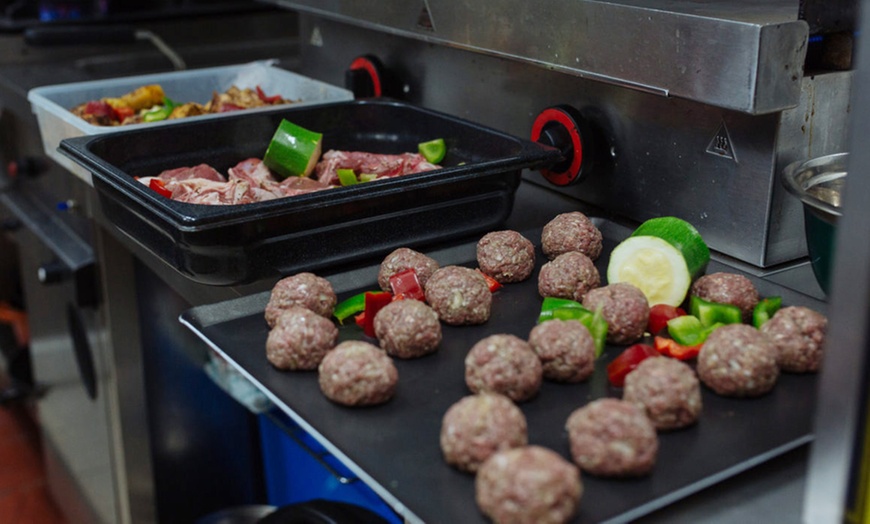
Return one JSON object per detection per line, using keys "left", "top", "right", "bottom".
{"left": 531, "top": 105, "right": 598, "bottom": 186}
{"left": 346, "top": 55, "right": 386, "bottom": 98}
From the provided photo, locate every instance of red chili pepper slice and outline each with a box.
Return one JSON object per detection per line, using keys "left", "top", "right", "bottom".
{"left": 653, "top": 336, "right": 702, "bottom": 361}
{"left": 388, "top": 269, "right": 425, "bottom": 301}
{"left": 477, "top": 270, "right": 502, "bottom": 292}
{"left": 607, "top": 343, "right": 658, "bottom": 387}
{"left": 648, "top": 304, "right": 687, "bottom": 335}
{"left": 149, "top": 178, "right": 172, "bottom": 198}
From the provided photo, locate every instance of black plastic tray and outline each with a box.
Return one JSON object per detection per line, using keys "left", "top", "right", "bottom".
{"left": 59, "top": 99, "right": 561, "bottom": 285}
{"left": 179, "top": 219, "right": 825, "bottom": 524}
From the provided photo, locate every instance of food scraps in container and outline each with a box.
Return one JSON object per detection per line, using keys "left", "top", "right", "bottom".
{"left": 70, "top": 84, "right": 295, "bottom": 126}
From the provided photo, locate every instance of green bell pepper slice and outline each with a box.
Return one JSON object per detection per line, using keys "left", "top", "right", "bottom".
{"left": 753, "top": 296, "right": 782, "bottom": 328}
{"left": 690, "top": 295, "right": 742, "bottom": 328}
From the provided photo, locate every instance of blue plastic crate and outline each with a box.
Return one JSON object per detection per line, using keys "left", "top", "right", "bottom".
{"left": 258, "top": 412, "right": 403, "bottom": 523}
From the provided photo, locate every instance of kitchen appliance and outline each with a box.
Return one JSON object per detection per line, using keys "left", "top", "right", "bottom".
{"left": 270, "top": 0, "right": 851, "bottom": 273}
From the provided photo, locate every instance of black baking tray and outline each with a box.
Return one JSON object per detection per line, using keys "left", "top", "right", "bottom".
{"left": 59, "top": 99, "right": 561, "bottom": 285}
{"left": 179, "top": 219, "right": 826, "bottom": 524}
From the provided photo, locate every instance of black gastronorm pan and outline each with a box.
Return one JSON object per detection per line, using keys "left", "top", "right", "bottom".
{"left": 59, "top": 99, "right": 562, "bottom": 285}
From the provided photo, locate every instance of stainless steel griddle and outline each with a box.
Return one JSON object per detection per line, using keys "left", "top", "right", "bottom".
{"left": 180, "top": 219, "right": 825, "bottom": 524}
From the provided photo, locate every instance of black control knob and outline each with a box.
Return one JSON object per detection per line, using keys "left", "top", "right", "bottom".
{"left": 531, "top": 105, "right": 603, "bottom": 186}
{"left": 37, "top": 260, "right": 70, "bottom": 285}
{"left": 345, "top": 55, "right": 403, "bottom": 99}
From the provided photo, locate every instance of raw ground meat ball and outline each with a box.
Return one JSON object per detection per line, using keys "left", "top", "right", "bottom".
{"left": 476, "top": 230, "right": 536, "bottom": 283}
{"left": 318, "top": 341, "right": 398, "bottom": 407}
{"left": 465, "top": 334, "right": 543, "bottom": 402}
{"left": 265, "top": 306, "right": 339, "bottom": 371}
{"left": 582, "top": 283, "right": 650, "bottom": 345}
{"left": 565, "top": 398, "right": 658, "bottom": 477}
{"left": 623, "top": 356, "right": 702, "bottom": 430}
{"left": 697, "top": 324, "right": 779, "bottom": 397}
{"left": 528, "top": 319, "right": 596, "bottom": 383}
{"left": 424, "top": 265, "right": 492, "bottom": 325}
{"left": 691, "top": 272, "right": 760, "bottom": 322}
{"left": 265, "top": 272, "right": 337, "bottom": 327}
{"left": 475, "top": 445, "right": 583, "bottom": 524}
{"left": 440, "top": 392, "right": 528, "bottom": 473}
{"left": 541, "top": 211, "right": 603, "bottom": 261}
{"left": 760, "top": 306, "right": 828, "bottom": 373}
{"left": 373, "top": 299, "right": 442, "bottom": 359}
{"left": 537, "top": 251, "right": 600, "bottom": 302}
{"left": 377, "top": 247, "right": 440, "bottom": 292}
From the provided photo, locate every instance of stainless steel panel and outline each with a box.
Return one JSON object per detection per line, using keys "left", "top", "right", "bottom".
{"left": 270, "top": 0, "right": 807, "bottom": 114}
{"left": 294, "top": 16, "right": 840, "bottom": 267}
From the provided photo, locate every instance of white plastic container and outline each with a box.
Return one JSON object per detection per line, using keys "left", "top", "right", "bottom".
{"left": 27, "top": 60, "right": 353, "bottom": 183}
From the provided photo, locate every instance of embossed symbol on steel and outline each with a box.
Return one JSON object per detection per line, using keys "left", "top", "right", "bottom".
{"left": 706, "top": 120, "right": 737, "bottom": 162}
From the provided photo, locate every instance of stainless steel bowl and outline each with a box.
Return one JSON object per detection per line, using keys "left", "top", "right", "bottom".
{"left": 782, "top": 152, "right": 847, "bottom": 294}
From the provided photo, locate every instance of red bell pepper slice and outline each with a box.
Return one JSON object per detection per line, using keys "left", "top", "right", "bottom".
{"left": 113, "top": 105, "right": 135, "bottom": 122}
{"left": 654, "top": 336, "right": 702, "bottom": 361}
{"left": 648, "top": 304, "right": 687, "bottom": 335}
{"left": 256, "top": 85, "right": 283, "bottom": 104}
{"left": 607, "top": 343, "right": 658, "bottom": 387}
{"left": 358, "top": 291, "right": 393, "bottom": 337}
{"left": 149, "top": 178, "right": 172, "bottom": 198}
{"left": 388, "top": 269, "right": 425, "bottom": 301}
{"left": 477, "top": 270, "right": 503, "bottom": 292}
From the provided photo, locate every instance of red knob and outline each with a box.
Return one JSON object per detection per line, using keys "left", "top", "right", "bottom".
{"left": 531, "top": 105, "right": 596, "bottom": 186}
{"left": 346, "top": 55, "right": 385, "bottom": 98}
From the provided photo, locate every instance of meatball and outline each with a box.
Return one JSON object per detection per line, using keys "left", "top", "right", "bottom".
{"left": 623, "top": 357, "right": 702, "bottom": 430}
{"left": 760, "top": 306, "right": 827, "bottom": 373}
{"left": 476, "top": 446, "right": 582, "bottom": 524}
{"left": 373, "top": 299, "right": 442, "bottom": 359}
{"left": 318, "top": 341, "right": 398, "bottom": 407}
{"left": 265, "top": 306, "right": 339, "bottom": 370}
{"left": 565, "top": 398, "right": 658, "bottom": 477}
{"left": 377, "top": 247, "right": 440, "bottom": 292}
{"left": 691, "top": 272, "right": 760, "bottom": 322}
{"left": 697, "top": 324, "right": 779, "bottom": 397}
{"left": 476, "top": 230, "right": 536, "bottom": 283}
{"left": 424, "top": 265, "right": 492, "bottom": 325}
{"left": 440, "top": 393, "right": 528, "bottom": 473}
{"left": 465, "top": 334, "right": 543, "bottom": 403}
{"left": 582, "top": 283, "right": 650, "bottom": 345}
{"left": 541, "top": 211, "right": 603, "bottom": 261}
{"left": 537, "top": 251, "right": 600, "bottom": 302}
{"left": 528, "top": 320, "right": 596, "bottom": 383}
{"left": 265, "top": 272, "right": 337, "bottom": 327}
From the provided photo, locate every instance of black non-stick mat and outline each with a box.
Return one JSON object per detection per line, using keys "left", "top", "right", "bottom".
{"left": 180, "top": 221, "right": 824, "bottom": 523}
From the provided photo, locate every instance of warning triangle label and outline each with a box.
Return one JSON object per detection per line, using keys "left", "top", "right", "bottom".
{"left": 417, "top": 2, "right": 435, "bottom": 31}
{"left": 706, "top": 121, "right": 737, "bottom": 162}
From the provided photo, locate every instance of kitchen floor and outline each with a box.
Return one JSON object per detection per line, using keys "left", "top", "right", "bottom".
{"left": 0, "top": 372, "right": 66, "bottom": 524}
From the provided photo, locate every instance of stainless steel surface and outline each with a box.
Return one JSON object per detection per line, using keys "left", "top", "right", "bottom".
{"left": 803, "top": 2, "right": 870, "bottom": 520}
{"left": 292, "top": 16, "right": 847, "bottom": 268}
{"left": 268, "top": 0, "right": 807, "bottom": 115}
